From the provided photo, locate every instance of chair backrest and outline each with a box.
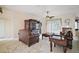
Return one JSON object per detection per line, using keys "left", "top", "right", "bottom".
{"left": 64, "top": 31, "right": 73, "bottom": 40}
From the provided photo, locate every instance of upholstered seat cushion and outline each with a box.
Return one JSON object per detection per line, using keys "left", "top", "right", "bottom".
{"left": 52, "top": 36, "right": 61, "bottom": 39}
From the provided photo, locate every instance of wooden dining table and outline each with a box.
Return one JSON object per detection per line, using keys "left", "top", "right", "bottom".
{"left": 42, "top": 33, "right": 53, "bottom": 40}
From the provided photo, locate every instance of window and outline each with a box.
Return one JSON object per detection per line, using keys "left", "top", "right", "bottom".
{"left": 0, "top": 19, "right": 5, "bottom": 38}
{"left": 75, "top": 21, "right": 77, "bottom": 29}
{"left": 47, "top": 18, "right": 61, "bottom": 34}
{"left": 75, "top": 19, "right": 79, "bottom": 31}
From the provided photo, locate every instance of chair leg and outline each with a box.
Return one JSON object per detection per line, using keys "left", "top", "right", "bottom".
{"left": 69, "top": 45, "right": 72, "bottom": 49}
{"left": 54, "top": 43, "right": 56, "bottom": 47}
{"left": 50, "top": 41, "right": 53, "bottom": 52}
{"left": 63, "top": 47, "right": 67, "bottom": 53}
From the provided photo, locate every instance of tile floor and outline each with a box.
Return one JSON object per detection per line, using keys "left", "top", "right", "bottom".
{"left": 0, "top": 37, "right": 79, "bottom": 53}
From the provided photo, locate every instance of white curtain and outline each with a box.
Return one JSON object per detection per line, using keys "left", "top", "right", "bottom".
{"left": 0, "top": 20, "right": 5, "bottom": 38}
{"left": 47, "top": 21, "right": 52, "bottom": 33}
{"left": 47, "top": 19, "right": 61, "bottom": 34}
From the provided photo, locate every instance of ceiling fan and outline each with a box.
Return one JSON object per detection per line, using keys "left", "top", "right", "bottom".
{"left": 46, "top": 11, "right": 54, "bottom": 19}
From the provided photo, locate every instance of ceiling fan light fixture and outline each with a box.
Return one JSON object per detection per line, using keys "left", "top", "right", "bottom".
{"left": 46, "top": 15, "right": 50, "bottom": 18}
{"left": 46, "top": 11, "right": 54, "bottom": 19}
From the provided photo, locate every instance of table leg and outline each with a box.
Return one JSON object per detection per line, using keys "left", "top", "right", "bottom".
{"left": 50, "top": 40, "right": 52, "bottom": 52}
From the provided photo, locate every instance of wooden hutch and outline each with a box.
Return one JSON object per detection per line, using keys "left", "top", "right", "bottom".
{"left": 18, "top": 19, "right": 41, "bottom": 47}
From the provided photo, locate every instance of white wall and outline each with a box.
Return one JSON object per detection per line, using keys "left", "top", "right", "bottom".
{"left": 0, "top": 8, "right": 39, "bottom": 39}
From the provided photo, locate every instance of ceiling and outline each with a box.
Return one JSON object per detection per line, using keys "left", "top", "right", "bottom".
{"left": 2, "top": 5, "right": 79, "bottom": 16}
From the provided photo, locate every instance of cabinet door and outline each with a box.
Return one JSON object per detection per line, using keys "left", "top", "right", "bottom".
{"left": 30, "top": 21, "right": 36, "bottom": 30}
{"left": 19, "top": 30, "right": 29, "bottom": 42}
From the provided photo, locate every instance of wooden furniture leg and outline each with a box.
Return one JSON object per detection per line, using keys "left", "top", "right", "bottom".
{"left": 54, "top": 43, "right": 56, "bottom": 47}
{"left": 50, "top": 40, "right": 53, "bottom": 52}
{"left": 63, "top": 46, "right": 67, "bottom": 53}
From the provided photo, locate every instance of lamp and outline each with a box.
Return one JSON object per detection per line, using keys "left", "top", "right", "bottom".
{"left": 46, "top": 11, "right": 54, "bottom": 19}
{"left": 0, "top": 7, "right": 3, "bottom": 14}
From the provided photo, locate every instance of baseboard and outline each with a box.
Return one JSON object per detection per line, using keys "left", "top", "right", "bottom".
{"left": 0, "top": 37, "right": 18, "bottom": 41}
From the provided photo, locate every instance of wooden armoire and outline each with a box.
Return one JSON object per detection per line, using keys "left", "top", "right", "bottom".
{"left": 18, "top": 19, "right": 41, "bottom": 47}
